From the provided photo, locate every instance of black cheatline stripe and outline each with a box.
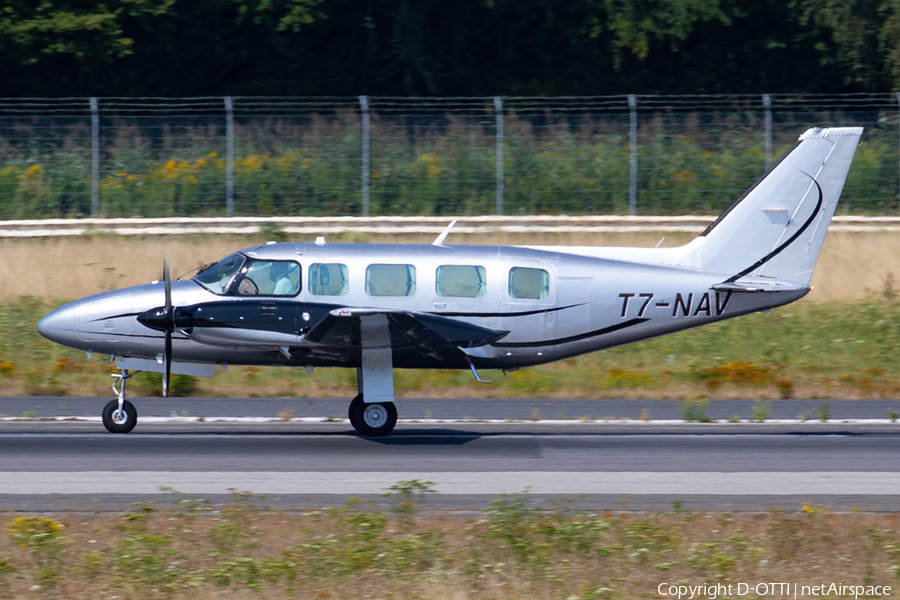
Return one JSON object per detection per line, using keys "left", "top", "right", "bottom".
{"left": 89, "top": 311, "right": 144, "bottom": 322}
{"left": 429, "top": 303, "right": 586, "bottom": 318}
{"left": 700, "top": 139, "right": 803, "bottom": 237}
{"left": 494, "top": 317, "right": 649, "bottom": 348}
{"left": 724, "top": 174, "right": 823, "bottom": 284}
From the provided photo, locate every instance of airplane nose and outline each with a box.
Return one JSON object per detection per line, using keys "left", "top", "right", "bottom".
{"left": 37, "top": 302, "right": 82, "bottom": 349}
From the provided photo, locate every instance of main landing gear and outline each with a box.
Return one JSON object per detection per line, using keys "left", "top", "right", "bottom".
{"left": 348, "top": 393, "right": 397, "bottom": 437}
{"left": 348, "top": 314, "right": 398, "bottom": 437}
{"left": 102, "top": 369, "right": 138, "bottom": 433}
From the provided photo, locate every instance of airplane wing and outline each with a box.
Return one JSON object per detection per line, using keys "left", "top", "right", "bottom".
{"left": 306, "top": 307, "right": 508, "bottom": 349}
{"left": 159, "top": 300, "right": 509, "bottom": 363}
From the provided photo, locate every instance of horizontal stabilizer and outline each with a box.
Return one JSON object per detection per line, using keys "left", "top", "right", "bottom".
{"left": 712, "top": 280, "right": 810, "bottom": 294}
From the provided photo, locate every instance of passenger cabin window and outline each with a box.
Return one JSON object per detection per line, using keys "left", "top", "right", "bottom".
{"left": 436, "top": 265, "right": 486, "bottom": 298}
{"left": 366, "top": 264, "right": 416, "bottom": 296}
{"left": 234, "top": 260, "right": 301, "bottom": 296}
{"left": 309, "top": 263, "right": 349, "bottom": 296}
{"left": 508, "top": 267, "right": 549, "bottom": 299}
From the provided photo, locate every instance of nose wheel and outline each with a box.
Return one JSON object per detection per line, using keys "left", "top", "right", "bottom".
{"left": 348, "top": 394, "right": 397, "bottom": 437}
{"left": 102, "top": 370, "right": 138, "bottom": 433}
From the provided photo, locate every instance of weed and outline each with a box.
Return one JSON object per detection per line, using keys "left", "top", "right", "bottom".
{"left": 2, "top": 499, "right": 900, "bottom": 598}
{"left": 751, "top": 400, "right": 772, "bottom": 422}
{"left": 134, "top": 372, "right": 197, "bottom": 396}
{"left": 890, "top": 409, "right": 898, "bottom": 423}
{"left": 682, "top": 396, "right": 710, "bottom": 422}
{"left": 694, "top": 361, "right": 774, "bottom": 386}
{"left": 7, "top": 516, "right": 66, "bottom": 590}
{"left": 383, "top": 479, "right": 436, "bottom": 528}
{"left": 484, "top": 492, "right": 539, "bottom": 564}
{"left": 728, "top": 414, "right": 740, "bottom": 423}
{"left": 815, "top": 402, "right": 831, "bottom": 422}
{"left": 599, "top": 368, "right": 656, "bottom": 389}
{"left": 801, "top": 503, "right": 830, "bottom": 517}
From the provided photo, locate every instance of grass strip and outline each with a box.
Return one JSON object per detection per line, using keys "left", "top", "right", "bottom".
{"left": 0, "top": 488, "right": 897, "bottom": 599}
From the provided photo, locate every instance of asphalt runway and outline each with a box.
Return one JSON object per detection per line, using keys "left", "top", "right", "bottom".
{"left": 4, "top": 396, "right": 900, "bottom": 420}
{"left": 2, "top": 412, "right": 900, "bottom": 512}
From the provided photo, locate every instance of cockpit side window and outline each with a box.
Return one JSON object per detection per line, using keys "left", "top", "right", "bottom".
{"left": 231, "top": 260, "right": 301, "bottom": 296}
{"left": 193, "top": 253, "right": 245, "bottom": 294}
{"left": 436, "top": 265, "right": 486, "bottom": 298}
{"left": 366, "top": 264, "right": 416, "bottom": 296}
{"left": 508, "top": 267, "right": 549, "bottom": 299}
{"left": 309, "top": 263, "right": 349, "bottom": 296}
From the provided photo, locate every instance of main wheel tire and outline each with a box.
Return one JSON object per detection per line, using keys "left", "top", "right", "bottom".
{"left": 348, "top": 393, "right": 397, "bottom": 437}
{"left": 102, "top": 399, "right": 138, "bottom": 433}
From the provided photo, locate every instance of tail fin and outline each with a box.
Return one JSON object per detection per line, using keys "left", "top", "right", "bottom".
{"left": 684, "top": 127, "right": 862, "bottom": 286}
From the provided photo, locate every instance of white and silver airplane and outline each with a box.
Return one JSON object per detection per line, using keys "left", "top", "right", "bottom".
{"left": 38, "top": 127, "right": 862, "bottom": 436}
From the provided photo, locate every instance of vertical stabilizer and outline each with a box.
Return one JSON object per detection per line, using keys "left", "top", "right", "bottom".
{"left": 683, "top": 127, "right": 862, "bottom": 286}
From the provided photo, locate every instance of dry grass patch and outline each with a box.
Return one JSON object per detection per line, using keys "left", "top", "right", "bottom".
{"left": 6, "top": 229, "right": 897, "bottom": 303}
{"left": 0, "top": 494, "right": 898, "bottom": 599}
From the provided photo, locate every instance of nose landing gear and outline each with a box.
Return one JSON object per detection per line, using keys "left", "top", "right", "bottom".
{"left": 102, "top": 369, "right": 138, "bottom": 433}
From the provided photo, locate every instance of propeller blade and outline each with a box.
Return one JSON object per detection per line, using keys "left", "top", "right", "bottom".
{"left": 164, "top": 255, "right": 172, "bottom": 315}
{"left": 163, "top": 330, "right": 171, "bottom": 398}
{"left": 162, "top": 255, "right": 173, "bottom": 398}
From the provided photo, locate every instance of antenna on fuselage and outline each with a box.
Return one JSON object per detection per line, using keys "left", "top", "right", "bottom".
{"left": 433, "top": 219, "right": 458, "bottom": 246}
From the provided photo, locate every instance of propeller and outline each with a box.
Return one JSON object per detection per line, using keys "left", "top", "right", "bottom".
{"left": 137, "top": 258, "right": 175, "bottom": 396}
{"left": 162, "top": 256, "right": 172, "bottom": 397}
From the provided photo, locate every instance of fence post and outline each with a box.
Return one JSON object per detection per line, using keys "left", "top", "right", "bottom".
{"left": 90, "top": 97, "right": 99, "bottom": 217}
{"left": 360, "top": 95, "right": 370, "bottom": 217}
{"left": 494, "top": 97, "right": 504, "bottom": 215}
{"left": 628, "top": 94, "right": 637, "bottom": 216}
{"left": 225, "top": 97, "right": 234, "bottom": 217}
{"left": 763, "top": 94, "right": 772, "bottom": 169}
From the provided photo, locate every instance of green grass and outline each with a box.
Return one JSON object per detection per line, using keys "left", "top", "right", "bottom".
{"left": 11, "top": 296, "right": 900, "bottom": 400}
{"left": 0, "top": 491, "right": 897, "bottom": 599}
{"left": 0, "top": 115, "right": 897, "bottom": 218}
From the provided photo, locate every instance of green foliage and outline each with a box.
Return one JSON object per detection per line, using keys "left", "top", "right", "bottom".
{"left": 484, "top": 492, "right": 540, "bottom": 563}
{"left": 681, "top": 396, "right": 710, "bottom": 422}
{"left": 4, "top": 496, "right": 900, "bottom": 598}
{"left": 383, "top": 479, "right": 436, "bottom": 521}
{"left": 0, "top": 0, "right": 889, "bottom": 96}
{"left": 752, "top": 400, "right": 772, "bottom": 422}
{"left": 133, "top": 372, "right": 198, "bottom": 397}
{"left": 0, "top": 112, "right": 896, "bottom": 218}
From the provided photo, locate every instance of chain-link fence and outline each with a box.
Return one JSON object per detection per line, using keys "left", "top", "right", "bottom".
{"left": 0, "top": 95, "right": 897, "bottom": 219}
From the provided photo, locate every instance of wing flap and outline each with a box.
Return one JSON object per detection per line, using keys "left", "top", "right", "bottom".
{"left": 305, "top": 308, "right": 508, "bottom": 358}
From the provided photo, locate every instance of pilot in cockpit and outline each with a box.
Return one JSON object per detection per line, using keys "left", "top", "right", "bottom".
{"left": 269, "top": 262, "right": 295, "bottom": 295}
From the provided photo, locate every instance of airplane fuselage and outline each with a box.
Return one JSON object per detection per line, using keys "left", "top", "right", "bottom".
{"left": 39, "top": 241, "right": 808, "bottom": 372}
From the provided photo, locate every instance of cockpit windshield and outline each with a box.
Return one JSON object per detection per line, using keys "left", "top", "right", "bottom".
{"left": 193, "top": 253, "right": 246, "bottom": 294}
